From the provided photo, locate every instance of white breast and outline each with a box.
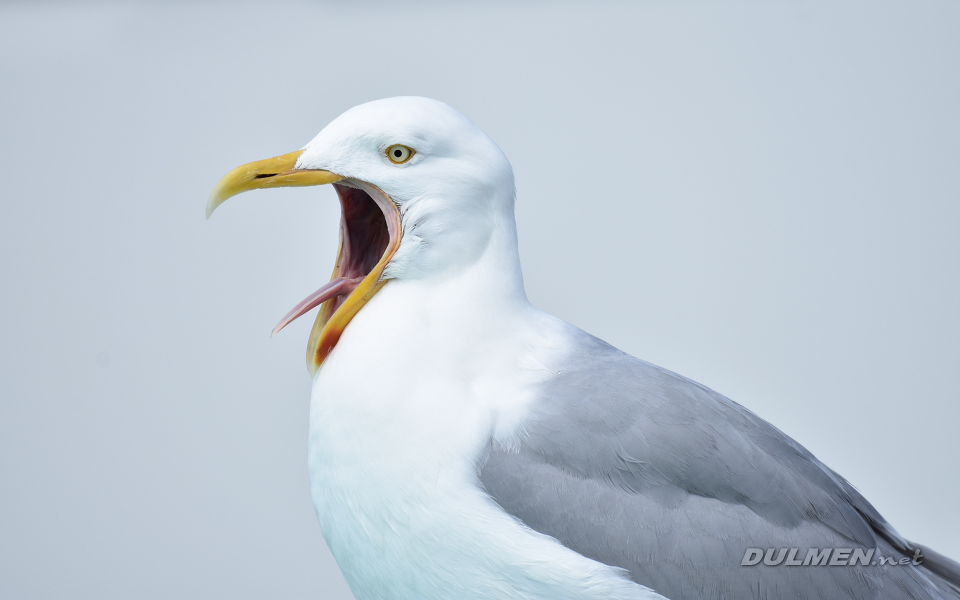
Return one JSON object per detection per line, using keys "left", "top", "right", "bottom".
{"left": 306, "top": 274, "right": 663, "bottom": 600}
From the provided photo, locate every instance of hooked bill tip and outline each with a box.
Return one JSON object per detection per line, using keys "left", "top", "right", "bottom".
{"left": 205, "top": 193, "right": 226, "bottom": 219}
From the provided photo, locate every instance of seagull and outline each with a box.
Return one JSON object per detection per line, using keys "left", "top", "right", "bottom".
{"left": 207, "top": 97, "right": 960, "bottom": 600}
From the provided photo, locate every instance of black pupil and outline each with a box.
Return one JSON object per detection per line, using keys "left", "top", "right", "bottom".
{"left": 394, "top": 149, "right": 402, "bottom": 157}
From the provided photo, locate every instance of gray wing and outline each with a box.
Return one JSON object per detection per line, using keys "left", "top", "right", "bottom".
{"left": 480, "top": 329, "right": 960, "bottom": 600}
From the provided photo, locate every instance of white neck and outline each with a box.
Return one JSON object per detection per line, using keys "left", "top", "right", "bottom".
{"left": 307, "top": 223, "right": 662, "bottom": 600}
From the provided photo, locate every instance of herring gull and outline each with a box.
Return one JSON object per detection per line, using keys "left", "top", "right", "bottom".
{"left": 207, "top": 96, "right": 960, "bottom": 600}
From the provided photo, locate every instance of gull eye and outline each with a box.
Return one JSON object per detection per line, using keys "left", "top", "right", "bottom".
{"left": 386, "top": 144, "right": 415, "bottom": 164}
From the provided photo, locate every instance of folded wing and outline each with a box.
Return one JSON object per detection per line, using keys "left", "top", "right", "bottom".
{"left": 480, "top": 330, "right": 960, "bottom": 600}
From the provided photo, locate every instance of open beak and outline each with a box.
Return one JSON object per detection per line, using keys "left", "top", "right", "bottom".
{"left": 208, "top": 149, "right": 401, "bottom": 375}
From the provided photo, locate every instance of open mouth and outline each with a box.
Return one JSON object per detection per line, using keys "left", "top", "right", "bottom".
{"left": 280, "top": 182, "right": 401, "bottom": 373}
{"left": 206, "top": 152, "right": 401, "bottom": 375}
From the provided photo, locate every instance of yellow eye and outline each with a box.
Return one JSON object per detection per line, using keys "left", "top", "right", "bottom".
{"left": 386, "top": 144, "right": 415, "bottom": 164}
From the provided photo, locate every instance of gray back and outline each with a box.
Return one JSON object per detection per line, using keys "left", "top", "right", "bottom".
{"left": 480, "top": 330, "right": 960, "bottom": 599}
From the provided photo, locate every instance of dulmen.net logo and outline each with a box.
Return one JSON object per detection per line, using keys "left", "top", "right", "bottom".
{"left": 741, "top": 548, "right": 924, "bottom": 567}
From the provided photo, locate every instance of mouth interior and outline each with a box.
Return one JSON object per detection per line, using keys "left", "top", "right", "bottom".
{"left": 327, "top": 184, "right": 390, "bottom": 314}
{"left": 271, "top": 183, "right": 391, "bottom": 335}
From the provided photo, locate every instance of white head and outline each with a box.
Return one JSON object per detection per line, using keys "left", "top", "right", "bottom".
{"left": 207, "top": 97, "right": 523, "bottom": 373}
{"left": 297, "top": 97, "right": 517, "bottom": 280}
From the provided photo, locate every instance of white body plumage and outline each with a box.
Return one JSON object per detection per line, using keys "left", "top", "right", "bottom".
{"left": 308, "top": 247, "right": 662, "bottom": 600}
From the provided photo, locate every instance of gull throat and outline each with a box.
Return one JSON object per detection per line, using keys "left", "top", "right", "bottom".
{"left": 271, "top": 181, "right": 394, "bottom": 337}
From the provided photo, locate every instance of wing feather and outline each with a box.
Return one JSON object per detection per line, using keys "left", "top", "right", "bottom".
{"left": 480, "top": 329, "right": 959, "bottom": 599}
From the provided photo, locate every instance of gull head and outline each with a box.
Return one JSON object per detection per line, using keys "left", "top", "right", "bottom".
{"left": 207, "top": 97, "right": 517, "bottom": 374}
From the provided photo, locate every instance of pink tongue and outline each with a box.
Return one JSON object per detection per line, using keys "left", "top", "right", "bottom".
{"left": 272, "top": 277, "right": 360, "bottom": 336}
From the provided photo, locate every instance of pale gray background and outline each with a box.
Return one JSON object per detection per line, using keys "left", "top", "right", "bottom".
{"left": 1, "top": 1, "right": 957, "bottom": 598}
